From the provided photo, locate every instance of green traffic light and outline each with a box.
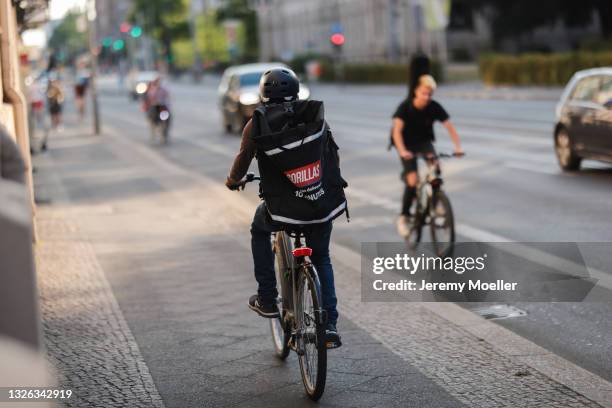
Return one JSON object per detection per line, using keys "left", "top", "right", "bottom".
{"left": 113, "top": 39, "right": 125, "bottom": 51}
{"left": 102, "top": 37, "right": 113, "bottom": 47}
{"left": 130, "top": 26, "right": 142, "bottom": 38}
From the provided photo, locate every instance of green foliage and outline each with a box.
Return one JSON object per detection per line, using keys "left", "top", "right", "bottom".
{"left": 171, "top": 10, "right": 231, "bottom": 69}
{"left": 172, "top": 38, "right": 194, "bottom": 69}
{"left": 479, "top": 52, "right": 612, "bottom": 85}
{"left": 197, "top": 11, "right": 229, "bottom": 62}
{"left": 129, "top": 0, "right": 190, "bottom": 67}
{"left": 47, "top": 10, "right": 88, "bottom": 63}
{"left": 215, "top": 0, "right": 258, "bottom": 61}
{"left": 317, "top": 61, "right": 443, "bottom": 84}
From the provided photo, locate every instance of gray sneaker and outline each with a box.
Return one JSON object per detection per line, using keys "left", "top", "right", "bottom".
{"left": 397, "top": 215, "right": 412, "bottom": 238}
{"left": 325, "top": 323, "right": 342, "bottom": 349}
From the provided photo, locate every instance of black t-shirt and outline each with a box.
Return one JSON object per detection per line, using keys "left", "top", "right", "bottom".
{"left": 392, "top": 99, "right": 449, "bottom": 148}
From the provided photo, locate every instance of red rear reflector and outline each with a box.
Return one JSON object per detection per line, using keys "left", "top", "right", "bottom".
{"left": 292, "top": 247, "right": 313, "bottom": 257}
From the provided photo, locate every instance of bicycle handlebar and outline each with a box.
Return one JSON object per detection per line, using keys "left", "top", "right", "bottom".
{"left": 437, "top": 152, "right": 465, "bottom": 158}
{"left": 233, "top": 172, "right": 260, "bottom": 190}
{"left": 413, "top": 152, "right": 465, "bottom": 159}
{"left": 243, "top": 172, "right": 260, "bottom": 183}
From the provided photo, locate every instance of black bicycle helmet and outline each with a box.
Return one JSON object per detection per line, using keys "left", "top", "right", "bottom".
{"left": 259, "top": 68, "right": 299, "bottom": 102}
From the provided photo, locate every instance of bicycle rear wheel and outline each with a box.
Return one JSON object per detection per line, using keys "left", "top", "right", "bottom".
{"left": 269, "top": 234, "right": 291, "bottom": 360}
{"left": 296, "top": 266, "right": 327, "bottom": 401}
{"left": 429, "top": 190, "right": 455, "bottom": 257}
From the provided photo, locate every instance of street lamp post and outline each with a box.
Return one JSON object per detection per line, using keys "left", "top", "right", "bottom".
{"left": 87, "top": 0, "right": 100, "bottom": 135}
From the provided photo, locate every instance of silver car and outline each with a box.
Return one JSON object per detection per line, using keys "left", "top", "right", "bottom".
{"left": 218, "top": 63, "right": 310, "bottom": 133}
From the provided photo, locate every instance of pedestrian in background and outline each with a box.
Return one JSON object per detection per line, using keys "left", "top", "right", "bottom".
{"left": 74, "top": 76, "right": 88, "bottom": 120}
{"left": 46, "top": 78, "right": 64, "bottom": 145}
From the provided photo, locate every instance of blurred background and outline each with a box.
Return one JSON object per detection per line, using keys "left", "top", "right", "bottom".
{"left": 16, "top": 0, "right": 612, "bottom": 84}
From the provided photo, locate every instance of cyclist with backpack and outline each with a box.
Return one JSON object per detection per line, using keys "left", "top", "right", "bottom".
{"left": 225, "top": 68, "right": 347, "bottom": 348}
{"left": 392, "top": 74, "right": 464, "bottom": 238}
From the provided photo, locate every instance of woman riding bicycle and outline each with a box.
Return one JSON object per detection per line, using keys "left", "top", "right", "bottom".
{"left": 391, "top": 74, "right": 464, "bottom": 238}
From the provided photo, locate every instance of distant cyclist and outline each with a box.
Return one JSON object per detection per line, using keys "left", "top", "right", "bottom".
{"left": 391, "top": 75, "right": 464, "bottom": 237}
{"left": 142, "top": 76, "right": 170, "bottom": 123}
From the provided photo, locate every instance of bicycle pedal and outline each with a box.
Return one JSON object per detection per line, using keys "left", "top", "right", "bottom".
{"left": 326, "top": 341, "right": 342, "bottom": 349}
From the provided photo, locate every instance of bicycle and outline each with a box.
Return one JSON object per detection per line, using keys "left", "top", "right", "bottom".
{"left": 147, "top": 104, "right": 171, "bottom": 145}
{"left": 404, "top": 152, "right": 463, "bottom": 257}
{"left": 241, "top": 173, "right": 328, "bottom": 401}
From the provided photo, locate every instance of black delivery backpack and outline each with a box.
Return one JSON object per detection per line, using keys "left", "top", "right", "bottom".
{"left": 250, "top": 99, "right": 348, "bottom": 226}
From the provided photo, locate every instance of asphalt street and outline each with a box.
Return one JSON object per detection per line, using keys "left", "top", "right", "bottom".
{"left": 94, "top": 77, "right": 612, "bottom": 386}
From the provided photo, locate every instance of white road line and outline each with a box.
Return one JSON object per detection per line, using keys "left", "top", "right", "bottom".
{"left": 458, "top": 223, "right": 612, "bottom": 291}
{"left": 503, "top": 160, "right": 562, "bottom": 176}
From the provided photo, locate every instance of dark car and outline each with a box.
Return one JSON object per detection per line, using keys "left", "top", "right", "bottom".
{"left": 218, "top": 63, "right": 310, "bottom": 133}
{"left": 554, "top": 68, "right": 612, "bottom": 171}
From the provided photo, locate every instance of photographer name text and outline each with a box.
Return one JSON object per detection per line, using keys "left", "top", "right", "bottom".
{"left": 372, "top": 279, "right": 518, "bottom": 292}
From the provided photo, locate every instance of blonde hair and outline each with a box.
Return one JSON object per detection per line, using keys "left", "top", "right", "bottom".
{"left": 417, "top": 75, "right": 437, "bottom": 91}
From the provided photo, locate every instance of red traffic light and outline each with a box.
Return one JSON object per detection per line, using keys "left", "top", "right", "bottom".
{"left": 330, "top": 33, "right": 345, "bottom": 47}
{"left": 120, "top": 22, "right": 131, "bottom": 33}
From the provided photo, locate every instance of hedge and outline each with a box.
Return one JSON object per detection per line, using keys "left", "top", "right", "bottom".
{"left": 479, "top": 52, "right": 612, "bottom": 86}
{"left": 316, "top": 60, "right": 443, "bottom": 84}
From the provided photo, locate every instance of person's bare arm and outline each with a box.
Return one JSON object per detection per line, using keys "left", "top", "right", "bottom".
{"left": 442, "top": 120, "right": 464, "bottom": 155}
{"left": 392, "top": 118, "right": 412, "bottom": 159}
{"left": 226, "top": 119, "right": 256, "bottom": 188}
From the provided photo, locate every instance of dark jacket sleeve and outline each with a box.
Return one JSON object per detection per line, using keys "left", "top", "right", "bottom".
{"left": 0, "top": 125, "right": 26, "bottom": 184}
{"left": 227, "top": 120, "right": 256, "bottom": 185}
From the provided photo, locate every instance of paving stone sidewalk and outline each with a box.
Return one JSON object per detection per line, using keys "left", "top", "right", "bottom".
{"left": 32, "top": 121, "right": 463, "bottom": 407}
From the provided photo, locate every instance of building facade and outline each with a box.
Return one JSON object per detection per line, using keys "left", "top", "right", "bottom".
{"left": 252, "top": 0, "right": 448, "bottom": 63}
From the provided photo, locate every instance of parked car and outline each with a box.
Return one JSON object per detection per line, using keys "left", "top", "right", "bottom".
{"left": 554, "top": 68, "right": 612, "bottom": 171}
{"left": 128, "top": 70, "right": 159, "bottom": 100}
{"left": 218, "top": 63, "right": 310, "bottom": 133}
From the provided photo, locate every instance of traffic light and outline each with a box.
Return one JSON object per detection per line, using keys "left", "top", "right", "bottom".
{"left": 112, "top": 39, "right": 125, "bottom": 51}
{"left": 102, "top": 36, "right": 113, "bottom": 47}
{"left": 330, "top": 33, "right": 345, "bottom": 47}
{"left": 120, "top": 22, "right": 131, "bottom": 33}
{"left": 130, "top": 26, "right": 142, "bottom": 38}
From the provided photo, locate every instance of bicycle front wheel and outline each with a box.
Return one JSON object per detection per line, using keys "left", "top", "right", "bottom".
{"left": 295, "top": 266, "right": 327, "bottom": 401}
{"left": 429, "top": 190, "right": 455, "bottom": 257}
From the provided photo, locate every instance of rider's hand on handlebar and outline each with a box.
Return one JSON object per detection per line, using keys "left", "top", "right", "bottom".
{"left": 453, "top": 147, "right": 465, "bottom": 157}
{"left": 399, "top": 149, "right": 414, "bottom": 160}
{"left": 225, "top": 177, "right": 244, "bottom": 191}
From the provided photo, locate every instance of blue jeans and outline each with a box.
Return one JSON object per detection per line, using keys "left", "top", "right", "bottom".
{"left": 251, "top": 203, "right": 338, "bottom": 324}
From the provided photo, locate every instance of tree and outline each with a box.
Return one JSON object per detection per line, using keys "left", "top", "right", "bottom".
{"left": 468, "top": 0, "right": 612, "bottom": 48}
{"left": 47, "top": 10, "right": 88, "bottom": 65}
{"left": 129, "top": 0, "right": 190, "bottom": 71}
{"left": 216, "top": 0, "right": 259, "bottom": 61}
